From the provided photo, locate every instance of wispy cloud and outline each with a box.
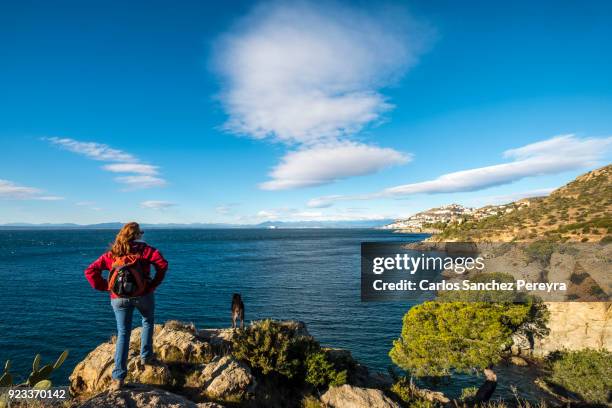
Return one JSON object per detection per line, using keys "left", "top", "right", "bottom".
{"left": 0, "top": 179, "right": 64, "bottom": 201}
{"left": 308, "top": 135, "right": 612, "bottom": 207}
{"left": 259, "top": 142, "right": 410, "bottom": 190}
{"left": 140, "top": 200, "right": 177, "bottom": 210}
{"left": 103, "top": 163, "right": 159, "bottom": 175}
{"left": 115, "top": 175, "right": 166, "bottom": 189}
{"left": 215, "top": 1, "right": 431, "bottom": 189}
{"left": 45, "top": 137, "right": 137, "bottom": 162}
{"left": 45, "top": 137, "right": 166, "bottom": 189}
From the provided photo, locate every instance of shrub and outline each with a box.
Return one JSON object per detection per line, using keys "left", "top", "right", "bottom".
{"left": 305, "top": 351, "right": 347, "bottom": 389}
{"left": 460, "top": 386, "right": 478, "bottom": 400}
{"left": 389, "top": 301, "right": 536, "bottom": 377}
{"left": 599, "top": 235, "right": 612, "bottom": 244}
{"left": 389, "top": 377, "right": 435, "bottom": 408}
{"left": 301, "top": 395, "right": 323, "bottom": 408}
{"left": 525, "top": 240, "right": 555, "bottom": 265}
{"left": 231, "top": 320, "right": 318, "bottom": 379}
{"left": 547, "top": 349, "right": 612, "bottom": 404}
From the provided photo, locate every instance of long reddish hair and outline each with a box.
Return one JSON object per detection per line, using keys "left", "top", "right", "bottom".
{"left": 110, "top": 222, "right": 142, "bottom": 257}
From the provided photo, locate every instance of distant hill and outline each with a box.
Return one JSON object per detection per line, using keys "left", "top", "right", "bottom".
{"left": 0, "top": 219, "right": 393, "bottom": 230}
{"left": 434, "top": 164, "right": 611, "bottom": 242}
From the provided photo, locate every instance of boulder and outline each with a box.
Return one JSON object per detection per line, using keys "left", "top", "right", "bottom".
{"left": 70, "top": 321, "right": 212, "bottom": 396}
{"left": 324, "top": 348, "right": 393, "bottom": 389}
{"left": 74, "top": 384, "right": 225, "bottom": 408}
{"left": 197, "top": 328, "right": 236, "bottom": 356}
{"left": 509, "top": 356, "right": 529, "bottom": 366}
{"left": 186, "top": 355, "right": 256, "bottom": 400}
{"left": 511, "top": 332, "right": 533, "bottom": 355}
{"left": 321, "top": 385, "right": 401, "bottom": 408}
{"left": 414, "top": 388, "right": 450, "bottom": 404}
{"left": 69, "top": 340, "right": 174, "bottom": 395}
{"left": 146, "top": 321, "right": 212, "bottom": 364}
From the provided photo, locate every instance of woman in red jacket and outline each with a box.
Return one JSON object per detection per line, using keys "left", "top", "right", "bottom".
{"left": 85, "top": 222, "right": 168, "bottom": 390}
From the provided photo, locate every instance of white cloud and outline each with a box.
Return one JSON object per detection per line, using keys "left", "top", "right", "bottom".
{"left": 0, "top": 179, "right": 63, "bottom": 201}
{"left": 260, "top": 142, "right": 410, "bottom": 190}
{"left": 45, "top": 137, "right": 137, "bottom": 162}
{"left": 215, "top": 1, "right": 430, "bottom": 188}
{"left": 308, "top": 135, "right": 612, "bottom": 207}
{"left": 103, "top": 163, "right": 159, "bottom": 175}
{"left": 140, "top": 200, "right": 177, "bottom": 210}
{"left": 307, "top": 195, "right": 346, "bottom": 209}
{"left": 35, "top": 196, "right": 65, "bottom": 201}
{"left": 45, "top": 137, "right": 166, "bottom": 189}
{"left": 117, "top": 175, "right": 167, "bottom": 189}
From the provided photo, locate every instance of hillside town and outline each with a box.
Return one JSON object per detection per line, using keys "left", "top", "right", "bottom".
{"left": 382, "top": 200, "right": 534, "bottom": 232}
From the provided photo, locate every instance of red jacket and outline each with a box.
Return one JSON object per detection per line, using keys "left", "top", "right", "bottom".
{"left": 85, "top": 241, "right": 168, "bottom": 299}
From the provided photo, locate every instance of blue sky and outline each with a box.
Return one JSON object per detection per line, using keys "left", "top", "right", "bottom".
{"left": 1, "top": 0, "right": 611, "bottom": 224}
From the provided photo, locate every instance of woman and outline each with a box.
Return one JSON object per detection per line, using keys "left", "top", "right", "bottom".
{"left": 85, "top": 222, "right": 168, "bottom": 390}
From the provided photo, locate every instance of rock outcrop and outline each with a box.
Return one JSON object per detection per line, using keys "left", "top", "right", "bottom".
{"left": 533, "top": 302, "right": 612, "bottom": 355}
{"left": 185, "top": 355, "right": 256, "bottom": 399}
{"left": 321, "top": 384, "right": 401, "bottom": 408}
{"left": 70, "top": 321, "right": 256, "bottom": 406}
{"left": 76, "top": 384, "right": 224, "bottom": 408}
{"left": 71, "top": 319, "right": 400, "bottom": 408}
{"left": 70, "top": 321, "right": 213, "bottom": 396}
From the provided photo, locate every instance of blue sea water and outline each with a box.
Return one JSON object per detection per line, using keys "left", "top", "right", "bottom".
{"left": 0, "top": 228, "right": 545, "bottom": 400}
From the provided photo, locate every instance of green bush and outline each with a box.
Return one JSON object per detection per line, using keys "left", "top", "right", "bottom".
{"left": 389, "top": 377, "right": 435, "bottom": 407}
{"left": 460, "top": 386, "right": 478, "bottom": 400}
{"left": 600, "top": 235, "right": 612, "bottom": 244}
{"left": 231, "top": 320, "right": 318, "bottom": 379}
{"left": 390, "top": 301, "right": 535, "bottom": 377}
{"left": 547, "top": 349, "right": 611, "bottom": 404}
{"left": 305, "top": 351, "right": 347, "bottom": 389}
{"left": 301, "top": 395, "right": 323, "bottom": 408}
{"left": 525, "top": 240, "right": 556, "bottom": 265}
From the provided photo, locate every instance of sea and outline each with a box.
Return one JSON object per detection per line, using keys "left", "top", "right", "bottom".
{"left": 0, "top": 228, "right": 547, "bottom": 401}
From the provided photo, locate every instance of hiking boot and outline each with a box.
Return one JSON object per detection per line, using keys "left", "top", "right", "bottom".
{"left": 109, "top": 379, "right": 124, "bottom": 391}
{"left": 140, "top": 355, "right": 159, "bottom": 366}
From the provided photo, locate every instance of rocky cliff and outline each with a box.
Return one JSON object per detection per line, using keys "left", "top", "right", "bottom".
{"left": 532, "top": 303, "right": 611, "bottom": 356}
{"left": 68, "top": 320, "right": 409, "bottom": 408}
{"left": 413, "top": 165, "right": 612, "bottom": 356}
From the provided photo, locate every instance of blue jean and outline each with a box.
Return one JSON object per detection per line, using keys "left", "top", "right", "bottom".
{"left": 110, "top": 292, "right": 155, "bottom": 380}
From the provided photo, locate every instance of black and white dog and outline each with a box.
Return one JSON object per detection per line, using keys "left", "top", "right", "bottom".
{"left": 231, "top": 293, "right": 245, "bottom": 329}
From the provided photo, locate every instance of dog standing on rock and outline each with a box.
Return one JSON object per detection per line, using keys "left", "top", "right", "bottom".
{"left": 231, "top": 293, "right": 245, "bottom": 329}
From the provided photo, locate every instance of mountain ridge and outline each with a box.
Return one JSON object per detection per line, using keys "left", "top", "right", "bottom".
{"left": 0, "top": 219, "right": 394, "bottom": 230}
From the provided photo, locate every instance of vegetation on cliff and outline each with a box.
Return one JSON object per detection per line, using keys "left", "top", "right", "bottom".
{"left": 545, "top": 349, "right": 612, "bottom": 405}
{"left": 389, "top": 299, "right": 545, "bottom": 377}
{"left": 388, "top": 271, "right": 552, "bottom": 406}
{"left": 434, "top": 164, "right": 612, "bottom": 242}
{"left": 230, "top": 319, "right": 348, "bottom": 390}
